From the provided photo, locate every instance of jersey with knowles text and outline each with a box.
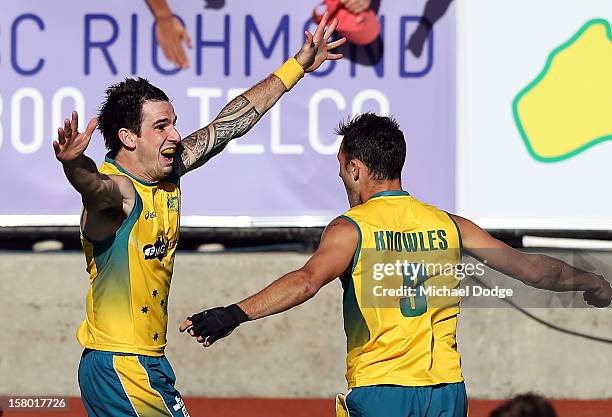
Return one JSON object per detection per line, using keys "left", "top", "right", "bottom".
{"left": 340, "top": 190, "right": 463, "bottom": 388}
{"left": 76, "top": 154, "right": 181, "bottom": 356}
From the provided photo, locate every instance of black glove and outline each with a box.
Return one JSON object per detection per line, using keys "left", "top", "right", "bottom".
{"left": 187, "top": 304, "right": 248, "bottom": 345}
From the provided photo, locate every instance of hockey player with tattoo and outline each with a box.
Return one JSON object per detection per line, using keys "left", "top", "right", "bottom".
{"left": 52, "top": 14, "right": 345, "bottom": 417}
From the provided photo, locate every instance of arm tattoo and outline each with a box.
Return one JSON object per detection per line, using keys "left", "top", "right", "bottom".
{"left": 177, "top": 87, "right": 272, "bottom": 175}
{"left": 179, "top": 126, "right": 211, "bottom": 169}
{"left": 217, "top": 95, "right": 249, "bottom": 118}
{"left": 212, "top": 107, "right": 260, "bottom": 147}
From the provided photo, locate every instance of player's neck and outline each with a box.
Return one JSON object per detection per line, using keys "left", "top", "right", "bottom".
{"left": 114, "top": 152, "right": 158, "bottom": 183}
{"left": 361, "top": 179, "right": 403, "bottom": 203}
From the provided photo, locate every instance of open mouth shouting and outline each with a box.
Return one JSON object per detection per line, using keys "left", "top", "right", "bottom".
{"left": 161, "top": 147, "right": 175, "bottom": 165}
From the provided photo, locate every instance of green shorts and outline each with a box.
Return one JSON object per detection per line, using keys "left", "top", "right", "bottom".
{"left": 78, "top": 349, "right": 189, "bottom": 417}
{"left": 337, "top": 383, "right": 467, "bottom": 417}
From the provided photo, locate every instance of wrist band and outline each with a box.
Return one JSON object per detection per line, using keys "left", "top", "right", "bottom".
{"left": 273, "top": 58, "right": 305, "bottom": 91}
{"left": 227, "top": 304, "right": 249, "bottom": 324}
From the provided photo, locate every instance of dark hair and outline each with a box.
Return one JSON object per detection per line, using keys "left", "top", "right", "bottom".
{"left": 336, "top": 113, "right": 406, "bottom": 181}
{"left": 98, "top": 77, "right": 169, "bottom": 155}
{"left": 490, "top": 394, "right": 558, "bottom": 417}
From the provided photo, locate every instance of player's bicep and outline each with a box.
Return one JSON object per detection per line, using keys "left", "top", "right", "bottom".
{"left": 452, "top": 214, "right": 539, "bottom": 283}
{"left": 301, "top": 217, "right": 359, "bottom": 289}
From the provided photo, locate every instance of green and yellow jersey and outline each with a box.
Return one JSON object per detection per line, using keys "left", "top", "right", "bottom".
{"left": 340, "top": 190, "right": 463, "bottom": 388}
{"left": 76, "top": 155, "right": 181, "bottom": 356}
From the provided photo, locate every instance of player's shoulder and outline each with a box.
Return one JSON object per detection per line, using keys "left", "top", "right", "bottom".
{"left": 406, "top": 194, "right": 438, "bottom": 212}
{"left": 340, "top": 202, "right": 369, "bottom": 221}
{"left": 329, "top": 215, "right": 357, "bottom": 229}
{"left": 318, "top": 216, "right": 360, "bottom": 252}
{"left": 406, "top": 195, "right": 455, "bottom": 223}
{"left": 324, "top": 216, "right": 361, "bottom": 240}
{"left": 446, "top": 213, "right": 475, "bottom": 232}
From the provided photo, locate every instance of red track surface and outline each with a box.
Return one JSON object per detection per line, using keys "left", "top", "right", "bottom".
{"left": 3, "top": 397, "right": 612, "bottom": 417}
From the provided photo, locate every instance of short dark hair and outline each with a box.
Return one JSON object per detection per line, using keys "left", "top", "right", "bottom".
{"left": 98, "top": 77, "right": 169, "bottom": 155}
{"left": 336, "top": 113, "right": 406, "bottom": 181}
{"left": 490, "top": 394, "right": 558, "bottom": 417}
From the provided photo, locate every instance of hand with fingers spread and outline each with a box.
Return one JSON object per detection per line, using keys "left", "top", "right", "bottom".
{"left": 179, "top": 304, "right": 248, "bottom": 347}
{"left": 53, "top": 111, "right": 98, "bottom": 164}
{"left": 295, "top": 12, "right": 346, "bottom": 73}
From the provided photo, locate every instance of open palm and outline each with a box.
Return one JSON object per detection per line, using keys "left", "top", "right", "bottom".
{"left": 53, "top": 111, "right": 98, "bottom": 163}
{"left": 295, "top": 13, "right": 346, "bottom": 73}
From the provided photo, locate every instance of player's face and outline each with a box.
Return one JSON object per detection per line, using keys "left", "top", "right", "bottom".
{"left": 337, "top": 145, "right": 361, "bottom": 207}
{"left": 135, "top": 101, "right": 180, "bottom": 180}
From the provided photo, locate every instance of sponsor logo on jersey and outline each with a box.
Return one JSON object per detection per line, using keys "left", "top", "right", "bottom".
{"left": 143, "top": 235, "right": 178, "bottom": 261}
{"left": 143, "top": 236, "right": 169, "bottom": 261}
{"left": 167, "top": 196, "right": 179, "bottom": 213}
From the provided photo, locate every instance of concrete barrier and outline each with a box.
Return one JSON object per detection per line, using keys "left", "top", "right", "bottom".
{"left": 1, "top": 251, "right": 611, "bottom": 399}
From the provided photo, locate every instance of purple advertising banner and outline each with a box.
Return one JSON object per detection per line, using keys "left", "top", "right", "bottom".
{"left": 0, "top": 0, "right": 455, "bottom": 226}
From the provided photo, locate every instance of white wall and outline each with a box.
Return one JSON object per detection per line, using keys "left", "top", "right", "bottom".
{"left": 1, "top": 251, "right": 611, "bottom": 399}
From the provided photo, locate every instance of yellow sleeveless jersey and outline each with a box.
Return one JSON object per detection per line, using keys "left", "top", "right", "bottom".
{"left": 76, "top": 155, "right": 181, "bottom": 356}
{"left": 339, "top": 190, "right": 463, "bottom": 388}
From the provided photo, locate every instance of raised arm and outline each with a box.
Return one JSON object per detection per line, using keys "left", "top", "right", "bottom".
{"left": 452, "top": 214, "right": 612, "bottom": 307}
{"left": 237, "top": 217, "right": 358, "bottom": 319}
{"left": 179, "top": 217, "right": 359, "bottom": 346}
{"left": 53, "top": 112, "right": 135, "bottom": 232}
{"left": 174, "top": 13, "right": 345, "bottom": 176}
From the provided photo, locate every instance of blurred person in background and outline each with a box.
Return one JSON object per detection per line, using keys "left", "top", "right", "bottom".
{"left": 407, "top": 0, "right": 454, "bottom": 57}
{"left": 204, "top": 0, "right": 226, "bottom": 9}
{"left": 490, "top": 393, "right": 558, "bottom": 417}
{"left": 182, "top": 113, "right": 612, "bottom": 417}
{"left": 336, "top": 0, "right": 454, "bottom": 55}
{"left": 145, "top": 0, "right": 192, "bottom": 69}
{"left": 53, "top": 14, "right": 345, "bottom": 417}
{"left": 340, "top": 0, "right": 372, "bottom": 13}
{"left": 146, "top": 0, "right": 229, "bottom": 68}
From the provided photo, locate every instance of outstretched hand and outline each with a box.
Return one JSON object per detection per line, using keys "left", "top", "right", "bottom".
{"left": 295, "top": 12, "right": 346, "bottom": 73}
{"left": 180, "top": 304, "right": 248, "bottom": 347}
{"left": 53, "top": 111, "right": 98, "bottom": 163}
{"left": 583, "top": 275, "right": 612, "bottom": 308}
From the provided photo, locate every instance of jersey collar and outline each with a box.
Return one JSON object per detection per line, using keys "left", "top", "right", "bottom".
{"left": 369, "top": 190, "right": 410, "bottom": 200}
